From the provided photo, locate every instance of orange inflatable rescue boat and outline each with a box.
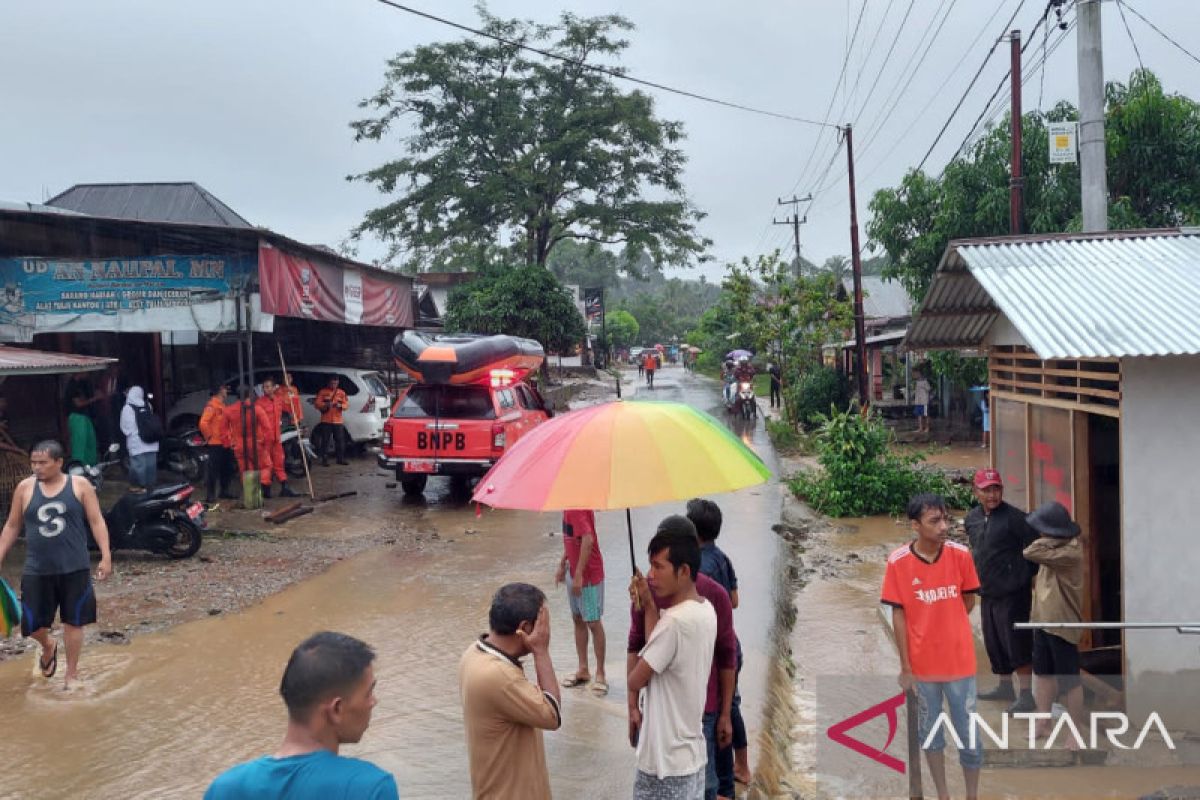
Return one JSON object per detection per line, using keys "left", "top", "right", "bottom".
{"left": 392, "top": 331, "right": 545, "bottom": 385}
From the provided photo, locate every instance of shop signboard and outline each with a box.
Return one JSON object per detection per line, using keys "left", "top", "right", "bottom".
{"left": 0, "top": 254, "right": 258, "bottom": 340}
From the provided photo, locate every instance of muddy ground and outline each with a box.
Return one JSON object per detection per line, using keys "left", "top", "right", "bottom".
{"left": 0, "top": 372, "right": 622, "bottom": 663}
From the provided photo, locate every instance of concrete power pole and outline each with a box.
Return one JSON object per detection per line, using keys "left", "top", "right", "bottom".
{"left": 774, "top": 194, "right": 811, "bottom": 275}
{"left": 1077, "top": 0, "right": 1108, "bottom": 232}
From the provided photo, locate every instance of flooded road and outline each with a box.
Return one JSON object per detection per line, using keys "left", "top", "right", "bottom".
{"left": 0, "top": 366, "right": 785, "bottom": 799}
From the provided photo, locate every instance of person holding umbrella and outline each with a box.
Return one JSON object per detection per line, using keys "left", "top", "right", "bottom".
{"left": 628, "top": 516, "right": 719, "bottom": 800}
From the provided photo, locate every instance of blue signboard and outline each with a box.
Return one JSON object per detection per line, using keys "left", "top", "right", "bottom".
{"left": 0, "top": 255, "right": 254, "bottom": 323}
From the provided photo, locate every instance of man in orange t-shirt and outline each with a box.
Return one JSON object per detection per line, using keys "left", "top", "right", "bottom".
{"left": 198, "top": 384, "right": 235, "bottom": 503}
{"left": 882, "top": 493, "right": 982, "bottom": 800}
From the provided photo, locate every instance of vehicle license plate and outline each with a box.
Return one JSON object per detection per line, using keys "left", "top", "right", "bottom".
{"left": 186, "top": 501, "right": 204, "bottom": 520}
{"left": 403, "top": 461, "right": 436, "bottom": 474}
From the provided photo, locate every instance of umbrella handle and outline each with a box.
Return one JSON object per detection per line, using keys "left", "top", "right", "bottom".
{"left": 627, "top": 508, "right": 641, "bottom": 611}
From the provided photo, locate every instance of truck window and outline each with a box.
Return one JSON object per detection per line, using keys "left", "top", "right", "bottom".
{"left": 393, "top": 385, "right": 497, "bottom": 420}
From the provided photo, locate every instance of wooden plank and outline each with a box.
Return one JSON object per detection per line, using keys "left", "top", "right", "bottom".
{"left": 1000, "top": 377, "right": 1122, "bottom": 401}
{"left": 992, "top": 390, "right": 1122, "bottom": 418}
{"left": 994, "top": 363, "right": 1120, "bottom": 383}
{"left": 1073, "top": 410, "right": 1094, "bottom": 652}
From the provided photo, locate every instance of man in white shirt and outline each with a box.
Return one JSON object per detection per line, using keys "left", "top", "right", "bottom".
{"left": 629, "top": 516, "right": 718, "bottom": 799}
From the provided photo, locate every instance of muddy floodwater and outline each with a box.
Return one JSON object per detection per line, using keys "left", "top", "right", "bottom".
{"left": 0, "top": 368, "right": 785, "bottom": 799}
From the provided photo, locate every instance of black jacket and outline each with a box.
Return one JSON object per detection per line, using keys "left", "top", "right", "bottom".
{"left": 965, "top": 501, "right": 1038, "bottom": 597}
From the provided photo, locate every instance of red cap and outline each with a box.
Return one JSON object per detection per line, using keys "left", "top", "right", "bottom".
{"left": 974, "top": 469, "right": 1003, "bottom": 489}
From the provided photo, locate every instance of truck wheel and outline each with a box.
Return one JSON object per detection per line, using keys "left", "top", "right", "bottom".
{"left": 400, "top": 475, "right": 428, "bottom": 496}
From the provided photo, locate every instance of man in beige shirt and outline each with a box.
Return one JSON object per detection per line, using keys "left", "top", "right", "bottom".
{"left": 460, "top": 583, "right": 561, "bottom": 799}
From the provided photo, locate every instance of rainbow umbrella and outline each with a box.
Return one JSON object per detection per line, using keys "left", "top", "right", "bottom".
{"left": 472, "top": 400, "right": 770, "bottom": 570}
{"left": 0, "top": 577, "right": 20, "bottom": 637}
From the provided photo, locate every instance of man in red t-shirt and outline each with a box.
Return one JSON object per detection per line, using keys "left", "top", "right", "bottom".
{"left": 555, "top": 509, "right": 608, "bottom": 695}
{"left": 882, "top": 493, "right": 983, "bottom": 800}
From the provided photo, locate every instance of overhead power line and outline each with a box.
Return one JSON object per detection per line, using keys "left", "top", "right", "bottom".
{"left": 371, "top": 0, "right": 840, "bottom": 129}
{"left": 1114, "top": 0, "right": 1145, "bottom": 73}
{"left": 914, "top": 0, "right": 1031, "bottom": 172}
{"left": 1120, "top": 0, "right": 1200, "bottom": 69}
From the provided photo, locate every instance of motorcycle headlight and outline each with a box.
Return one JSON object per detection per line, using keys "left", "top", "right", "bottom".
{"left": 739, "top": 382, "right": 751, "bottom": 391}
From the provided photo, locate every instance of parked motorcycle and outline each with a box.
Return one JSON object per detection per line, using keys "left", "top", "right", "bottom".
{"left": 281, "top": 423, "right": 317, "bottom": 479}
{"left": 158, "top": 428, "right": 208, "bottom": 481}
{"left": 68, "top": 444, "right": 204, "bottom": 559}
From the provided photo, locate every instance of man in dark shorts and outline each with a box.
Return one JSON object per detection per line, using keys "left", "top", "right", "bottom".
{"left": 0, "top": 440, "right": 112, "bottom": 687}
{"left": 965, "top": 469, "right": 1038, "bottom": 713}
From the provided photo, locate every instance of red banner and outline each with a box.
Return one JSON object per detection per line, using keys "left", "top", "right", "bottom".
{"left": 258, "top": 242, "right": 412, "bottom": 328}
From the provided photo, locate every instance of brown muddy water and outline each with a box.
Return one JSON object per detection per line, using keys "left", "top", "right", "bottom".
{"left": 0, "top": 369, "right": 786, "bottom": 799}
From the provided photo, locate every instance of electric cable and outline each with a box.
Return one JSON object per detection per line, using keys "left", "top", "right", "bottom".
{"left": 915, "top": 0, "right": 1032, "bottom": 172}
{"left": 1115, "top": 0, "right": 1146, "bottom": 73}
{"left": 1120, "top": 0, "right": 1200, "bottom": 68}
{"left": 370, "top": 0, "right": 840, "bottom": 129}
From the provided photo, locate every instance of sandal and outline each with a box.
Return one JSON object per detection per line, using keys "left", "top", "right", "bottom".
{"left": 560, "top": 675, "right": 590, "bottom": 688}
{"left": 590, "top": 679, "right": 609, "bottom": 697}
{"left": 39, "top": 642, "right": 58, "bottom": 678}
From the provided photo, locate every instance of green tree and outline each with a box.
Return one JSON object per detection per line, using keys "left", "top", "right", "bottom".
{"left": 868, "top": 69, "right": 1200, "bottom": 303}
{"left": 722, "top": 251, "right": 853, "bottom": 425}
{"left": 547, "top": 239, "right": 621, "bottom": 290}
{"left": 445, "top": 264, "right": 585, "bottom": 353}
{"left": 605, "top": 309, "right": 639, "bottom": 350}
{"left": 350, "top": 8, "right": 709, "bottom": 267}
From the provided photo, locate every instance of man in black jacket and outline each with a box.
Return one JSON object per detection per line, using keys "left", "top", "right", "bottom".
{"left": 964, "top": 469, "right": 1038, "bottom": 713}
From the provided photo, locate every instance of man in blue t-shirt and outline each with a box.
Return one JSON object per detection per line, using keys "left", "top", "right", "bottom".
{"left": 205, "top": 632, "right": 399, "bottom": 800}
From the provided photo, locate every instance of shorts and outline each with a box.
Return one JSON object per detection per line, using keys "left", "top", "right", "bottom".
{"left": 914, "top": 677, "right": 984, "bottom": 770}
{"left": 914, "top": 404, "right": 928, "bottom": 417}
{"left": 981, "top": 592, "right": 1034, "bottom": 674}
{"left": 1032, "top": 629, "right": 1081, "bottom": 691}
{"left": 20, "top": 569, "right": 96, "bottom": 636}
{"left": 567, "top": 575, "right": 604, "bottom": 622}
{"left": 633, "top": 768, "right": 705, "bottom": 800}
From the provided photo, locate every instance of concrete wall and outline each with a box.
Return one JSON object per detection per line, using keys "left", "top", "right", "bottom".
{"left": 1120, "top": 355, "right": 1200, "bottom": 732}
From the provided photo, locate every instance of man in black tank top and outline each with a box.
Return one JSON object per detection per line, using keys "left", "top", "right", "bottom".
{"left": 0, "top": 440, "right": 111, "bottom": 687}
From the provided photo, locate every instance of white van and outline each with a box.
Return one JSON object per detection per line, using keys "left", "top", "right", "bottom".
{"left": 166, "top": 365, "right": 393, "bottom": 444}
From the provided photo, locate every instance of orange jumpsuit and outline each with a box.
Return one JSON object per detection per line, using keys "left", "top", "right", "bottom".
{"left": 199, "top": 396, "right": 231, "bottom": 447}
{"left": 223, "top": 399, "right": 273, "bottom": 482}
{"left": 280, "top": 384, "right": 303, "bottom": 426}
{"left": 256, "top": 392, "right": 287, "bottom": 485}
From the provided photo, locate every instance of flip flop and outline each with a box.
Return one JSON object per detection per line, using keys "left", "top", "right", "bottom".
{"left": 39, "top": 642, "right": 58, "bottom": 678}
{"left": 590, "top": 679, "right": 609, "bottom": 697}
{"left": 560, "top": 675, "right": 590, "bottom": 688}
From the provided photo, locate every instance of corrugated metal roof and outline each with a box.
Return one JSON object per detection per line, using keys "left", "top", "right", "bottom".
{"left": 904, "top": 229, "right": 1200, "bottom": 358}
{"left": 842, "top": 275, "right": 914, "bottom": 319}
{"left": 45, "top": 182, "right": 252, "bottom": 228}
{"left": 0, "top": 346, "right": 116, "bottom": 376}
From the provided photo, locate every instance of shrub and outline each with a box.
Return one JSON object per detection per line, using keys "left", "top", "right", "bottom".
{"left": 765, "top": 417, "right": 810, "bottom": 456}
{"left": 788, "top": 366, "right": 851, "bottom": 430}
{"left": 788, "top": 405, "right": 974, "bottom": 517}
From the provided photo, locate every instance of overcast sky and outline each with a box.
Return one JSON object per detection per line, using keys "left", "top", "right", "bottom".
{"left": 3, "top": 0, "right": 1197, "bottom": 282}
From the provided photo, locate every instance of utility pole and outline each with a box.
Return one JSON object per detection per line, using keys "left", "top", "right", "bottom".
{"left": 774, "top": 194, "right": 811, "bottom": 275}
{"left": 1010, "top": 29, "right": 1024, "bottom": 235}
{"left": 843, "top": 124, "right": 869, "bottom": 408}
{"left": 1077, "top": 0, "right": 1108, "bottom": 231}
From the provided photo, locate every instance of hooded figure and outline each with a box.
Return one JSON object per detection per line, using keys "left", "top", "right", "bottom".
{"left": 120, "top": 386, "right": 159, "bottom": 489}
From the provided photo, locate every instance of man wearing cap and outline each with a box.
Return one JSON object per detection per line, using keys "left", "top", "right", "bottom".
{"left": 964, "top": 468, "right": 1039, "bottom": 713}
{"left": 1023, "top": 501, "right": 1085, "bottom": 742}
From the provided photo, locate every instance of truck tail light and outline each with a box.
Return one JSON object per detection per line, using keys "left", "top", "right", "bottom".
{"left": 382, "top": 425, "right": 392, "bottom": 447}
{"left": 491, "top": 423, "right": 506, "bottom": 451}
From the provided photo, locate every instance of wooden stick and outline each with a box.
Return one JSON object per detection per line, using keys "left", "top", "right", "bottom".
{"left": 271, "top": 505, "right": 314, "bottom": 524}
{"left": 263, "top": 501, "right": 303, "bottom": 522}
{"left": 277, "top": 343, "right": 315, "bottom": 499}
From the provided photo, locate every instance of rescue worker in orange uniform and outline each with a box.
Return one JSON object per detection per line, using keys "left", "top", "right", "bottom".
{"left": 199, "top": 383, "right": 236, "bottom": 503}
{"left": 314, "top": 375, "right": 349, "bottom": 467}
{"left": 280, "top": 372, "right": 304, "bottom": 427}
{"left": 256, "top": 376, "right": 298, "bottom": 498}
{"left": 223, "top": 387, "right": 274, "bottom": 495}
